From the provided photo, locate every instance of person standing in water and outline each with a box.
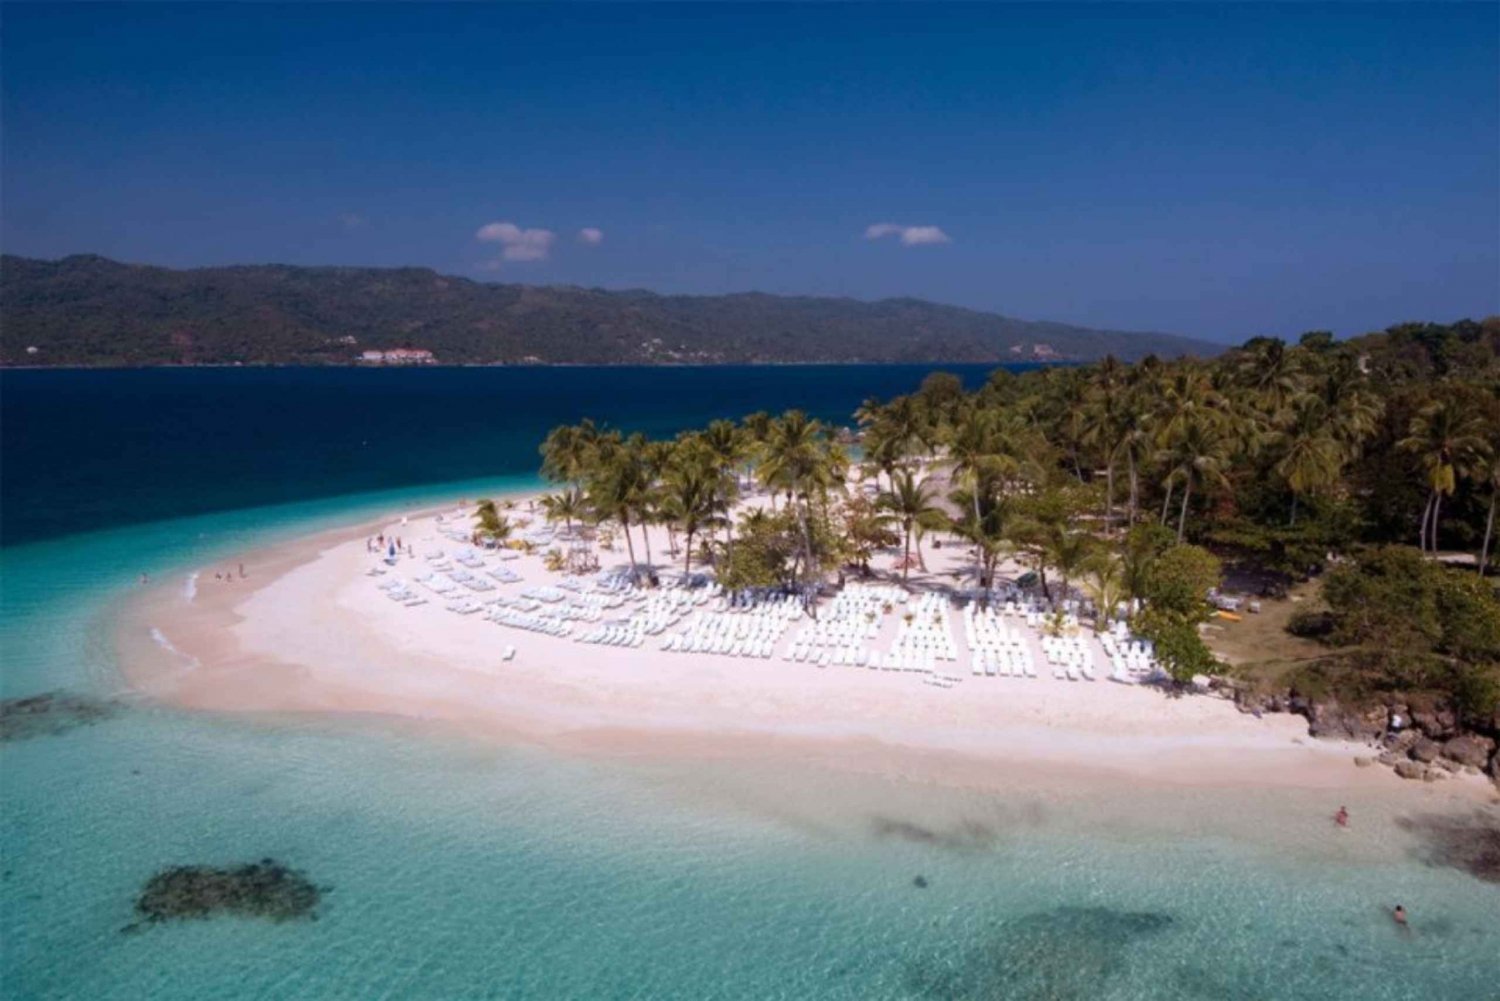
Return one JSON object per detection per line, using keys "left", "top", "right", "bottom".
{"left": 1392, "top": 905, "right": 1408, "bottom": 928}
{"left": 1334, "top": 806, "right": 1349, "bottom": 827}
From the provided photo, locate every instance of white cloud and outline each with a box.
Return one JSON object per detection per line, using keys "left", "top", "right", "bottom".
{"left": 475, "top": 221, "right": 556, "bottom": 262}
{"left": 864, "top": 222, "right": 951, "bottom": 246}
{"left": 578, "top": 227, "right": 604, "bottom": 246}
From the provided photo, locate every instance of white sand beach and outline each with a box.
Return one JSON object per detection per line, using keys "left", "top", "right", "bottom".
{"left": 117, "top": 488, "right": 1496, "bottom": 810}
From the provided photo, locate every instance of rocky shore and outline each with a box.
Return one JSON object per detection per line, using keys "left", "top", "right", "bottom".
{"left": 1228, "top": 685, "right": 1500, "bottom": 791}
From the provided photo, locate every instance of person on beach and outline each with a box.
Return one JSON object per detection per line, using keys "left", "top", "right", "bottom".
{"left": 238, "top": 563, "right": 245, "bottom": 578}
{"left": 1334, "top": 806, "right": 1349, "bottom": 827}
{"left": 139, "top": 572, "right": 149, "bottom": 585}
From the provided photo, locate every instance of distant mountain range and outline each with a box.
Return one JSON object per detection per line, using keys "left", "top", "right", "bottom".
{"left": 0, "top": 254, "right": 1217, "bottom": 367}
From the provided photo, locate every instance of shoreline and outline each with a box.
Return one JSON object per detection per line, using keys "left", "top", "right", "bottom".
{"left": 114, "top": 493, "right": 1497, "bottom": 814}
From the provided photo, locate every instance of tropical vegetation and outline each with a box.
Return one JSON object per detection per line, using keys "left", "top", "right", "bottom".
{"left": 533, "top": 318, "right": 1500, "bottom": 712}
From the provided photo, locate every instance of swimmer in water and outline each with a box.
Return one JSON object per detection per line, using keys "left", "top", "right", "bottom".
{"left": 1334, "top": 806, "right": 1349, "bottom": 827}
{"left": 1392, "top": 905, "right": 1408, "bottom": 927}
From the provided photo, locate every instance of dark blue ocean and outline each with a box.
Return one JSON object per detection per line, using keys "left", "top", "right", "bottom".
{"left": 0, "top": 365, "right": 1006, "bottom": 545}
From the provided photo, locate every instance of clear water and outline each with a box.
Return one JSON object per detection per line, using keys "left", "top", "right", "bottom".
{"left": 2, "top": 369, "right": 1497, "bottom": 1000}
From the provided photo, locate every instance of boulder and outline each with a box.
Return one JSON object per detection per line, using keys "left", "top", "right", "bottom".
{"left": 1354, "top": 756, "right": 1375, "bottom": 768}
{"left": 1425, "top": 769, "right": 1448, "bottom": 782}
{"left": 1393, "top": 760, "right": 1426, "bottom": 780}
{"left": 1386, "top": 729, "right": 1420, "bottom": 752}
{"left": 1434, "top": 758, "right": 1460, "bottom": 773}
{"left": 1441, "top": 735, "right": 1496, "bottom": 770}
{"left": 1411, "top": 707, "right": 1458, "bottom": 740}
{"left": 1306, "top": 703, "right": 1385, "bottom": 742}
{"left": 1409, "top": 738, "right": 1442, "bottom": 764}
{"left": 1377, "top": 751, "right": 1400, "bottom": 767}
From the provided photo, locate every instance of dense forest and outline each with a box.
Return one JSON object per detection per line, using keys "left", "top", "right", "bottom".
{"left": 528, "top": 319, "right": 1500, "bottom": 760}
{"left": 0, "top": 254, "right": 1212, "bottom": 366}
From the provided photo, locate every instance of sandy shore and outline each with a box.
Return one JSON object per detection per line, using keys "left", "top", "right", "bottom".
{"left": 116, "top": 490, "right": 1495, "bottom": 811}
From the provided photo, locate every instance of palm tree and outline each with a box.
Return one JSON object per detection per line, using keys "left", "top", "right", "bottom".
{"left": 540, "top": 487, "right": 586, "bottom": 535}
{"left": 701, "top": 419, "right": 744, "bottom": 488}
{"left": 660, "top": 436, "right": 723, "bottom": 575}
{"left": 858, "top": 396, "right": 927, "bottom": 489}
{"left": 637, "top": 438, "right": 675, "bottom": 568}
{"left": 949, "top": 466, "right": 1015, "bottom": 607}
{"left": 1398, "top": 396, "right": 1489, "bottom": 553}
{"left": 758, "top": 410, "right": 841, "bottom": 584}
{"left": 1234, "top": 337, "right": 1307, "bottom": 416}
{"left": 1042, "top": 525, "right": 1096, "bottom": 606}
{"left": 473, "top": 499, "right": 511, "bottom": 544}
{"left": 539, "top": 419, "right": 601, "bottom": 488}
{"left": 1082, "top": 551, "right": 1126, "bottom": 633}
{"left": 584, "top": 431, "right": 651, "bottom": 582}
{"left": 878, "top": 470, "right": 944, "bottom": 582}
{"left": 1156, "top": 416, "right": 1232, "bottom": 542}
{"left": 1476, "top": 452, "right": 1500, "bottom": 577}
{"left": 1079, "top": 356, "right": 1127, "bottom": 532}
{"left": 1271, "top": 395, "right": 1345, "bottom": 525}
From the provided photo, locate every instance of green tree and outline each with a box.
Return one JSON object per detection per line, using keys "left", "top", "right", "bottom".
{"left": 540, "top": 487, "right": 586, "bottom": 534}
{"left": 1398, "top": 395, "right": 1489, "bottom": 553}
{"left": 473, "top": 499, "right": 512, "bottom": 543}
{"left": 1140, "top": 544, "right": 1222, "bottom": 618}
{"left": 878, "top": 469, "right": 945, "bottom": 582}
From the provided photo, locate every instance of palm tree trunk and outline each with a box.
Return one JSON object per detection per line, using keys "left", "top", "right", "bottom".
{"left": 1160, "top": 479, "right": 1174, "bottom": 525}
{"left": 1127, "top": 450, "right": 1139, "bottom": 526}
{"left": 1430, "top": 493, "right": 1443, "bottom": 554}
{"left": 621, "top": 515, "right": 640, "bottom": 582}
{"left": 684, "top": 529, "right": 694, "bottom": 575}
{"left": 902, "top": 525, "right": 911, "bottom": 582}
{"left": 970, "top": 474, "right": 984, "bottom": 592}
{"left": 1479, "top": 492, "right": 1496, "bottom": 576}
{"left": 1104, "top": 461, "right": 1116, "bottom": 535}
{"left": 1177, "top": 482, "right": 1192, "bottom": 542}
{"left": 1289, "top": 493, "right": 1298, "bottom": 527}
{"left": 1418, "top": 491, "right": 1433, "bottom": 552}
{"left": 641, "top": 519, "right": 653, "bottom": 569}
{"left": 794, "top": 494, "right": 816, "bottom": 584}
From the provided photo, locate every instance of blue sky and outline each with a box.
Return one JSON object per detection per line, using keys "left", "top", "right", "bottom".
{"left": 3, "top": 3, "right": 1496, "bottom": 342}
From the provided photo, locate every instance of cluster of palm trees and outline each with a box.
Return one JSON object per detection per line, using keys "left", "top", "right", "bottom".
{"left": 854, "top": 329, "right": 1499, "bottom": 587}
{"left": 538, "top": 411, "right": 850, "bottom": 584}
{"left": 534, "top": 321, "right": 1499, "bottom": 604}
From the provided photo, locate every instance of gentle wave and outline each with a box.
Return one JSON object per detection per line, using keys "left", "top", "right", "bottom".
{"left": 148, "top": 625, "right": 199, "bottom": 669}
{"left": 183, "top": 571, "right": 198, "bottom": 601}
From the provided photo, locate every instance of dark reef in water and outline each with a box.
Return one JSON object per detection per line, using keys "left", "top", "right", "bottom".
{"left": 1397, "top": 810, "right": 1500, "bottom": 884}
{"left": 124, "top": 859, "right": 325, "bottom": 932}
{"left": 904, "top": 906, "right": 1174, "bottom": 1000}
{"left": 0, "top": 692, "right": 120, "bottom": 742}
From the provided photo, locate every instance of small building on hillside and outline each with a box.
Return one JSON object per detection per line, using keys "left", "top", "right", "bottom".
{"left": 358, "top": 349, "right": 436, "bottom": 365}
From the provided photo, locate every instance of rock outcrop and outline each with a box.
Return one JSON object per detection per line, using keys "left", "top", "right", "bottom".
{"left": 1442, "top": 735, "right": 1496, "bottom": 771}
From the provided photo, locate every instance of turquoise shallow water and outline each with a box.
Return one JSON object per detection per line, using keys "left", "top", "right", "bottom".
{"left": 3, "top": 480, "right": 1497, "bottom": 1001}
{"left": 2, "top": 370, "right": 1498, "bottom": 999}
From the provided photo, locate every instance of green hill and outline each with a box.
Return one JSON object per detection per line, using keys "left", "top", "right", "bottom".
{"left": 0, "top": 254, "right": 1217, "bottom": 367}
